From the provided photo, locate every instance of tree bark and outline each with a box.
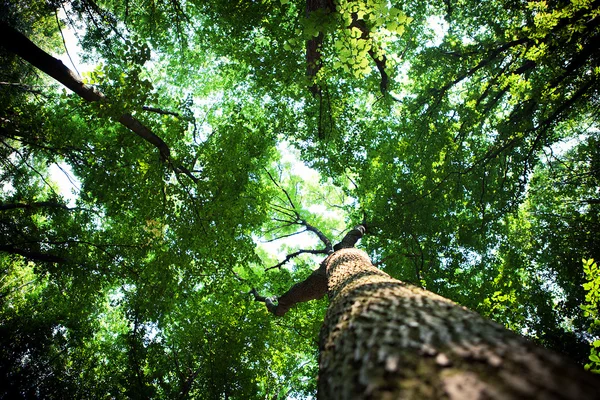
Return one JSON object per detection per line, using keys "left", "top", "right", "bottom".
{"left": 273, "top": 266, "right": 327, "bottom": 316}
{"left": 318, "top": 248, "right": 600, "bottom": 399}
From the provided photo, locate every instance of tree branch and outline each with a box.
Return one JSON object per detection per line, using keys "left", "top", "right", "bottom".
{"left": 55, "top": 9, "right": 80, "bottom": 76}
{"left": 581, "top": 198, "right": 600, "bottom": 205}
{"left": 142, "top": 105, "right": 181, "bottom": 117}
{"left": 269, "top": 203, "right": 298, "bottom": 220}
{"left": 0, "top": 201, "right": 70, "bottom": 212}
{"left": 0, "top": 22, "right": 171, "bottom": 161}
{"left": 264, "top": 168, "right": 333, "bottom": 252}
{"left": 261, "top": 229, "right": 308, "bottom": 243}
{"left": 0, "top": 278, "right": 39, "bottom": 299}
{"left": 0, "top": 138, "right": 60, "bottom": 198}
{"left": 333, "top": 225, "right": 366, "bottom": 251}
{"left": 256, "top": 223, "right": 367, "bottom": 316}
{"left": 348, "top": 18, "right": 389, "bottom": 93}
{"left": 265, "top": 168, "right": 299, "bottom": 214}
{"left": 304, "top": 221, "right": 333, "bottom": 253}
{"left": 265, "top": 248, "right": 330, "bottom": 271}
{"left": 0, "top": 245, "right": 67, "bottom": 263}
{"left": 252, "top": 265, "right": 328, "bottom": 316}
{"left": 249, "top": 288, "right": 278, "bottom": 314}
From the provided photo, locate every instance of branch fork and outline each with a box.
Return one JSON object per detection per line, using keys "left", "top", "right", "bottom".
{"left": 252, "top": 224, "right": 366, "bottom": 316}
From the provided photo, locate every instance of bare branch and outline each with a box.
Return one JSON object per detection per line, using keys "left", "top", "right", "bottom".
{"left": 273, "top": 265, "right": 327, "bottom": 316}
{"left": 0, "top": 138, "right": 60, "bottom": 198}
{"left": 55, "top": 10, "right": 80, "bottom": 77}
{"left": 249, "top": 288, "right": 278, "bottom": 314}
{"left": 255, "top": 223, "right": 367, "bottom": 317}
{"left": 261, "top": 229, "right": 308, "bottom": 243}
{"left": 269, "top": 202, "right": 298, "bottom": 220}
{"left": 271, "top": 217, "right": 298, "bottom": 225}
{"left": 54, "top": 162, "right": 80, "bottom": 191}
{"left": 265, "top": 248, "right": 330, "bottom": 271}
{"left": 251, "top": 265, "right": 328, "bottom": 317}
{"left": 0, "top": 82, "right": 48, "bottom": 96}
{"left": 142, "top": 105, "right": 181, "bottom": 117}
{"left": 581, "top": 198, "right": 600, "bottom": 205}
{"left": 304, "top": 221, "right": 333, "bottom": 253}
{"left": 0, "top": 278, "right": 39, "bottom": 299}
{"left": 171, "top": 163, "right": 200, "bottom": 183}
{"left": 0, "top": 245, "right": 67, "bottom": 263}
{"left": 265, "top": 171, "right": 334, "bottom": 251}
{"left": 264, "top": 168, "right": 299, "bottom": 212}
{"left": 0, "top": 22, "right": 180, "bottom": 166}
{"left": 263, "top": 222, "right": 297, "bottom": 235}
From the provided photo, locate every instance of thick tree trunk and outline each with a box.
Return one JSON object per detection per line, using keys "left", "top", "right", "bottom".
{"left": 319, "top": 248, "right": 600, "bottom": 399}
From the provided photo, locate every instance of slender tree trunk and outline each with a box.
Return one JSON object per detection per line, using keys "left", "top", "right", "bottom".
{"left": 319, "top": 248, "right": 600, "bottom": 399}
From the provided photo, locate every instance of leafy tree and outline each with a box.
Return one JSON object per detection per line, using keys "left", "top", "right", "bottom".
{"left": 1, "top": 0, "right": 600, "bottom": 397}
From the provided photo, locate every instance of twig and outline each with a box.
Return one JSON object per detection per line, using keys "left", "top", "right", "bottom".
{"left": 264, "top": 168, "right": 333, "bottom": 251}
{"left": 265, "top": 248, "right": 329, "bottom": 271}
{"left": 265, "top": 168, "right": 298, "bottom": 212}
{"left": 142, "top": 105, "right": 181, "bottom": 117}
{"left": 255, "top": 223, "right": 368, "bottom": 317}
{"left": 55, "top": 10, "right": 80, "bottom": 77}
{"left": 304, "top": 221, "right": 333, "bottom": 253}
{"left": 260, "top": 229, "right": 308, "bottom": 243}
{"left": 0, "top": 138, "right": 59, "bottom": 198}
{"left": 54, "top": 162, "right": 80, "bottom": 192}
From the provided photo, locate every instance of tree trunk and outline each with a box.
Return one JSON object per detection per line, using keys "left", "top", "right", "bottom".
{"left": 318, "top": 248, "right": 600, "bottom": 399}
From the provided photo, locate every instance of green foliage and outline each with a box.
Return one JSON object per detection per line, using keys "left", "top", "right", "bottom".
{"left": 582, "top": 259, "right": 600, "bottom": 331}
{"left": 582, "top": 258, "right": 600, "bottom": 373}
{"left": 1, "top": 0, "right": 599, "bottom": 396}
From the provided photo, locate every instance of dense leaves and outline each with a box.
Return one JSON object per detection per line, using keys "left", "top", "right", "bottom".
{"left": 1, "top": 0, "right": 599, "bottom": 397}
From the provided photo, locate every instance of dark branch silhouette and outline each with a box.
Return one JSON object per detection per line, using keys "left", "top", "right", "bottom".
{"left": 264, "top": 169, "right": 333, "bottom": 255}
{"left": 264, "top": 248, "right": 330, "bottom": 271}
{"left": 0, "top": 245, "right": 67, "bottom": 263}
{"left": 0, "top": 201, "right": 71, "bottom": 212}
{"left": 0, "top": 22, "right": 201, "bottom": 183}
{"left": 252, "top": 224, "right": 366, "bottom": 316}
{"left": 142, "top": 105, "right": 181, "bottom": 117}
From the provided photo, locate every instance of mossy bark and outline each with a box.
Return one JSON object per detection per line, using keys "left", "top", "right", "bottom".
{"left": 318, "top": 248, "right": 600, "bottom": 399}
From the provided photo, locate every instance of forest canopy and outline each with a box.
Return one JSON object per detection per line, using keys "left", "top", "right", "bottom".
{"left": 1, "top": 0, "right": 599, "bottom": 398}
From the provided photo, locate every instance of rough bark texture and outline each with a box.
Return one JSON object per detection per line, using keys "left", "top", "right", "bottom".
{"left": 274, "top": 265, "right": 327, "bottom": 316}
{"left": 318, "top": 248, "right": 600, "bottom": 399}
